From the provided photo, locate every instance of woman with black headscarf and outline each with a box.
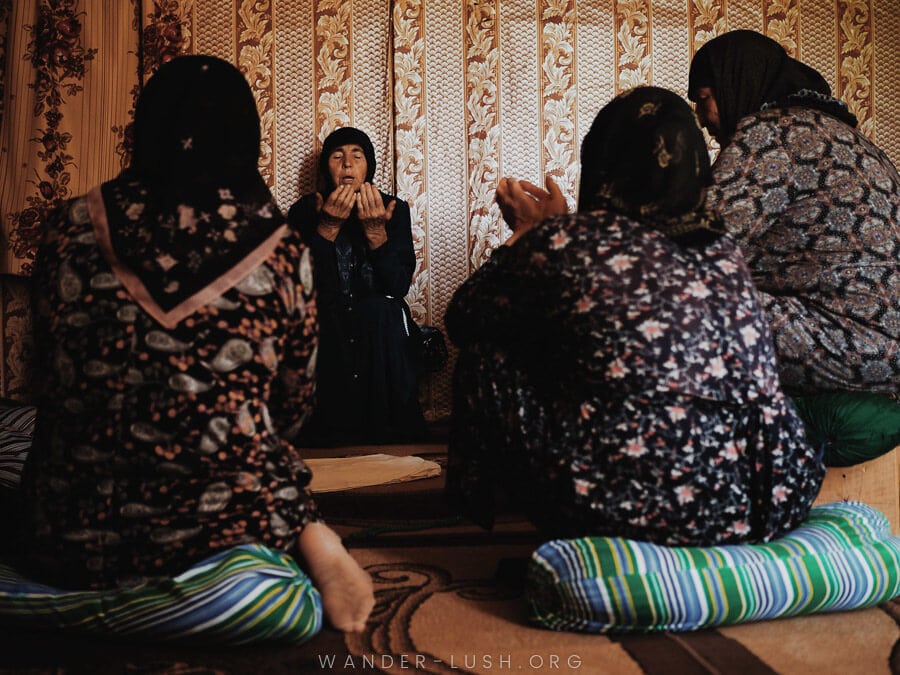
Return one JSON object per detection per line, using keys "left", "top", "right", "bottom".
{"left": 23, "top": 55, "right": 373, "bottom": 633}
{"left": 445, "top": 87, "right": 823, "bottom": 545}
{"left": 287, "top": 127, "right": 425, "bottom": 446}
{"left": 688, "top": 30, "right": 900, "bottom": 395}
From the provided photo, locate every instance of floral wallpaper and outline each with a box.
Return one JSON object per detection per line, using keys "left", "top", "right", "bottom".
{"left": 1, "top": 0, "right": 898, "bottom": 419}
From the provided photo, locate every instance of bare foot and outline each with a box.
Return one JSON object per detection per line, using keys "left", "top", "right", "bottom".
{"left": 299, "top": 522, "right": 375, "bottom": 633}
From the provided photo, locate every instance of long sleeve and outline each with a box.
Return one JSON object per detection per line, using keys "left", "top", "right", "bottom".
{"left": 268, "top": 246, "right": 319, "bottom": 441}
{"left": 369, "top": 196, "right": 415, "bottom": 298}
{"left": 444, "top": 226, "right": 563, "bottom": 351}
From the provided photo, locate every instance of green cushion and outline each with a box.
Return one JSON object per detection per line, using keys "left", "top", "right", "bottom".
{"left": 791, "top": 392, "right": 900, "bottom": 467}
{"left": 526, "top": 502, "right": 900, "bottom": 633}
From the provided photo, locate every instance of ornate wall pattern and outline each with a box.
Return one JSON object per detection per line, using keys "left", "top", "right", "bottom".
{"left": 391, "top": 0, "right": 428, "bottom": 323}
{"left": 0, "top": 1, "right": 9, "bottom": 127}
{"left": 615, "top": 0, "right": 652, "bottom": 91}
{"left": 313, "top": 0, "right": 352, "bottom": 144}
{"left": 764, "top": 0, "right": 800, "bottom": 56}
{"left": 237, "top": 0, "right": 276, "bottom": 186}
{"left": 463, "top": 0, "right": 502, "bottom": 273}
{"left": 838, "top": 0, "right": 875, "bottom": 138}
{"left": 540, "top": 0, "right": 578, "bottom": 209}
{"left": 2, "top": 0, "right": 900, "bottom": 416}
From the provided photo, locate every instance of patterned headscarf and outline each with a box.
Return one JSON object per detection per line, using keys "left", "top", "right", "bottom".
{"left": 101, "top": 55, "right": 283, "bottom": 317}
{"left": 578, "top": 86, "right": 724, "bottom": 246}
{"left": 317, "top": 126, "right": 377, "bottom": 194}
{"left": 687, "top": 30, "right": 857, "bottom": 142}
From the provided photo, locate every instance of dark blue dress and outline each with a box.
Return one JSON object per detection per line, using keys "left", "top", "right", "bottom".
{"left": 287, "top": 192, "right": 425, "bottom": 446}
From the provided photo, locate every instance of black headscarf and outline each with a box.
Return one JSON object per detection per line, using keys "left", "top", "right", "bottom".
{"left": 99, "top": 55, "right": 283, "bottom": 318}
{"left": 578, "top": 86, "right": 724, "bottom": 247}
{"left": 688, "top": 30, "right": 857, "bottom": 142}
{"left": 130, "top": 54, "right": 270, "bottom": 206}
{"left": 317, "top": 126, "right": 377, "bottom": 194}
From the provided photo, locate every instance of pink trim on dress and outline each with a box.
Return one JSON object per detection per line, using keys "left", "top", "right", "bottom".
{"left": 86, "top": 186, "right": 288, "bottom": 329}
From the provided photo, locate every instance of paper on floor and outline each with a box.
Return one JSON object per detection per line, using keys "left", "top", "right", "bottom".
{"left": 305, "top": 453, "right": 442, "bottom": 493}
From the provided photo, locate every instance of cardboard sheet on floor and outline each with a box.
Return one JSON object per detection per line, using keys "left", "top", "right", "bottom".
{"left": 304, "top": 454, "right": 441, "bottom": 493}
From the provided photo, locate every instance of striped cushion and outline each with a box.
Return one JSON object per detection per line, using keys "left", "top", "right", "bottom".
{"left": 526, "top": 502, "right": 900, "bottom": 633}
{"left": 0, "top": 430, "right": 30, "bottom": 491}
{"left": 0, "top": 544, "right": 322, "bottom": 645}
{"left": 0, "top": 402, "right": 36, "bottom": 435}
{"left": 0, "top": 403, "right": 35, "bottom": 491}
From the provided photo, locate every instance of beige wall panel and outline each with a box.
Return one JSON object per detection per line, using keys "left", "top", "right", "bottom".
{"left": 651, "top": 0, "right": 692, "bottom": 96}
{"left": 498, "top": 0, "right": 541, "bottom": 229}
{"left": 800, "top": 0, "right": 839, "bottom": 94}
{"left": 874, "top": 0, "right": 900, "bottom": 166}
{"left": 614, "top": 0, "right": 652, "bottom": 91}
{"left": 424, "top": 0, "right": 468, "bottom": 417}
{"left": 273, "top": 0, "right": 317, "bottom": 209}
{"left": 763, "top": 0, "right": 801, "bottom": 56}
{"left": 77, "top": 4, "right": 138, "bottom": 186}
{"left": 351, "top": 0, "right": 394, "bottom": 192}
{"left": 837, "top": 0, "right": 875, "bottom": 138}
{"left": 194, "top": 0, "right": 234, "bottom": 58}
{"left": 576, "top": 2, "right": 617, "bottom": 159}
{"left": 235, "top": 1, "right": 277, "bottom": 190}
{"left": 726, "top": 0, "right": 763, "bottom": 32}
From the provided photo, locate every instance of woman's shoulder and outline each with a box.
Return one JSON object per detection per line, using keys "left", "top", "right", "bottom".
{"left": 381, "top": 190, "right": 410, "bottom": 215}
{"left": 734, "top": 105, "right": 859, "bottom": 143}
{"left": 287, "top": 192, "right": 318, "bottom": 220}
{"left": 528, "top": 209, "right": 655, "bottom": 257}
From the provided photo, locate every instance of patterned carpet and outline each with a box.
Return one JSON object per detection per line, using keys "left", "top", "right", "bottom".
{"left": 2, "top": 442, "right": 899, "bottom": 674}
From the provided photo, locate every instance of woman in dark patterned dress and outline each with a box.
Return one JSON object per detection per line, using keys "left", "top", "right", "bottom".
{"left": 445, "top": 87, "right": 824, "bottom": 545}
{"left": 23, "top": 55, "right": 373, "bottom": 632}
{"left": 689, "top": 30, "right": 900, "bottom": 395}
{"left": 287, "top": 127, "right": 425, "bottom": 447}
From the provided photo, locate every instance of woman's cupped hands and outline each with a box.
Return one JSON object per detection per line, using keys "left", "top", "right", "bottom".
{"left": 496, "top": 175, "right": 567, "bottom": 245}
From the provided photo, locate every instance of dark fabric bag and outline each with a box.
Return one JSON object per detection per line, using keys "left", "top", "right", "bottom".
{"left": 419, "top": 325, "right": 448, "bottom": 373}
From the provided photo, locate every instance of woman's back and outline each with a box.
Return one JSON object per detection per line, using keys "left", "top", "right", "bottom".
{"left": 710, "top": 105, "right": 900, "bottom": 391}
{"left": 495, "top": 210, "right": 781, "bottom": 407}
{"left": 26, "top": 192, "right": 319, "bottom": 589}
{"left": 446, "top": 86, "right": 824, "bottom": 546}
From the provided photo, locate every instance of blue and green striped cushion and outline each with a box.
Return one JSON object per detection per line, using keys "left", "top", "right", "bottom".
{"left": 527, "top": 502, "right": 900, "bottom": 633}
{"left": 0, "top": 544, "right": 322, "bottom": 645}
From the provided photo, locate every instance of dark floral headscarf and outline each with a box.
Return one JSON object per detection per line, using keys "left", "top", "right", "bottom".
{"left": 99, "top": 55, "right": 284, "bottom": 320}
{"left": 578, "top": 86, "right": 724, "bottom": 246}
{"left": 687, "top": 30, "right": 857, "bottom": 143}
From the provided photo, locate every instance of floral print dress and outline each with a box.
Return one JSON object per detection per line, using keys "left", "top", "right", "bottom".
{"left": 445, "top": 212, "right": 824, "bottom": 546}
{"left": 709, "top": 107, "right": 900, "bottom": 393}
{"left": 24, "top": 186, "right": 321, "bottom": 590}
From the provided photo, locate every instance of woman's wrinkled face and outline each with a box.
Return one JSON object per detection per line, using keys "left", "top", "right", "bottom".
{"left": 327, "top": 143, "right": 368, "bottom": 192}
{"left": 693, "top": 86, "right": 722, "bottom": 141}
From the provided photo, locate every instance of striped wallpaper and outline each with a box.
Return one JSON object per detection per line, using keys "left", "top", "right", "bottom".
{"left": 1, "top": 0, "right": 898, "bottom": 417}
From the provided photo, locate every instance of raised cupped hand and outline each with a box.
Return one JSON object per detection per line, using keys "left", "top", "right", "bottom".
{"left": 315, "top": 185, "right": 357, "bottom": 241}
{"left": 357, "top": 183, "right": 394, "bottom": 249}
{"left": 496, "top": 175, "right": 567, "bottom": 245}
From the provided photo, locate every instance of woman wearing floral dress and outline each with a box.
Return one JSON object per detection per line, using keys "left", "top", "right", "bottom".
{"left": 688, "top": 30, "right": 900, "bottom": 394}
{"left": 688, "top": 30, "right": 900, "bottom": 466}
{"left": 445, "top": 87, "right": 824, "bottom": 545}
{"left": 23, "top": 55, "right": 372, "bottom": 632}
